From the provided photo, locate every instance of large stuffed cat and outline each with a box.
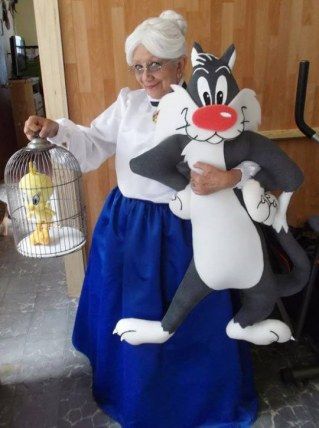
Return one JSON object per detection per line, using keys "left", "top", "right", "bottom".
{"left": 114, "top": 43, "right": 310, "bottom": 346}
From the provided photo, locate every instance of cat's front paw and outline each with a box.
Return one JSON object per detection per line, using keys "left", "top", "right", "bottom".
{"left": 113, "top": 318, "right": 173, "bottom": 345}
{"left": 169, "top": 194, "right": 185, "bottom": 217}
{"left": 169, "top": 185, "right": 191, "bottom": 220}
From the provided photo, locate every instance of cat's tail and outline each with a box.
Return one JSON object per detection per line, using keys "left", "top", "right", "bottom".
{"left": 275, "top": 229, "right": 310, "bottom": 297}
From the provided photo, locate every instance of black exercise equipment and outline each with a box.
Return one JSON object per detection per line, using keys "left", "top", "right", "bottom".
{"left": 280, "top": 60, "right": 319, "bottom": 384}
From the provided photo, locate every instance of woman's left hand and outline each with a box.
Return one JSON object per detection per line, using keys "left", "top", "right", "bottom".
{"left": 190, "top": 162, "right": 241, "bottom": 195}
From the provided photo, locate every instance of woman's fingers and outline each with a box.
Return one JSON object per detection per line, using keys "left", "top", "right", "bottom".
{"left": 24, "top": 116, "right": 58, "bottom": 140}
{"left": 191, "top": 162, "right": 234, "bottom": 195}
{"left": 193, "top": 161, "right": 220, "bottom": 174}
{"left": 39, "top": 121, "right": 54, "bottom": 138}
{"left": 24, "top": 116, "right": 42, "bottom": 140}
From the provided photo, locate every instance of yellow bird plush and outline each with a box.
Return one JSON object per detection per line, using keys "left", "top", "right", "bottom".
{"left": 19, "top": 162, "right": 55, "bottom": 245}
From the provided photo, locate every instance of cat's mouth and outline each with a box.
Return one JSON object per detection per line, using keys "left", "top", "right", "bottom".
{"left": 175, "top": 106, "right": 249, "bottom": 144}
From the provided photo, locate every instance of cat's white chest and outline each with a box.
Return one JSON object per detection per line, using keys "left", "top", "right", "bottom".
{"left": 182, "top": 140, "right": 226, "bottom": 171}
{"left": 182, "top": 141, "right": 264, "bottom": 289}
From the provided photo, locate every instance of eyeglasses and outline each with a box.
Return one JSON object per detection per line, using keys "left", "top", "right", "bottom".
{"left": 129, "top": 60, "right": 176, "bottom": 75}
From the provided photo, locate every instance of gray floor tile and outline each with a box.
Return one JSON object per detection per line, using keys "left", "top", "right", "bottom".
{"left": 67, "top": 301, "right": 78, "bottom": 322}
{"left": 57, "top": 385, "right": 112, "bottom": 428}
{"left": 272, "top": 405, "right": 317, "bottom": 427}
{"left": 0, "top": 258, "right": 42, "bottom": 276}
{"left": 257, "top": 382, "right": 297, "bottom": 411}
{"left": 252, "top": 411, "right": 274, "bottom": 427}
{"left": 299, "top": 385, "right": 319, "bottom": 422}
{"left": 12, "top": 391, "right": 59, "bottom": 428}
{"left": 63, "top": 337, "right": 89, "bottom": 364}
{"left": 23, "top": 336, "right": 65, "bottom": 361}
{"left": 40, "top": 257, "right": 65, "bottom": 274}
{"left": 14, "top": 357, "right": 66, "bottom": 396}
{"left": 107, "top": 422, "right": 121, "bottom": 428}
{"left": 67, "top": 316, "right": 76, "bottom": 336}
{"left": 0, "top": 250, "right": 24, "bottom": 266}
{"left": 0, "top": 398, "right": 14, "bottom": 427}
{"left": 5, "top": 273, "right": 40, "bottom": 295}
{"left": 0, "top": 362, "right": 21, "bottom": 385}
{"left": 0, "top": 236, "right": 20, "bottom": 259}
{"left": 0, "top": 383, "right": 16, "bottom": 401}
{"left": 0, "top": 275, "right": 10, "bottom": 297}
{"left": 0, "top": 335, "right": 26, "bottom": 364}
{"left": 28, "top": 308, "right": 68, "bottom": 341}
{"left": 61, "top": 360, "right": 92, "bottom": 386}
{"left": 36, "top": 271, "right": 67, "bottom": 292}
{"left": 0, "top": 291, "right": 36, "bottom": 314}
{"left": 35, "top": 289, "right": 70, "bottom": 311}
{"left": 0, "top": 311, "right": 33, "bottom": 339}
{"left": 67, "top": 301, "right": 78, "bottom": 335}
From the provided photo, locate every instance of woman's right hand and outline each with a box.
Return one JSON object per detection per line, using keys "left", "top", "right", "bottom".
{"left": 24, "top": 116, "right": 59, "bottom": 140}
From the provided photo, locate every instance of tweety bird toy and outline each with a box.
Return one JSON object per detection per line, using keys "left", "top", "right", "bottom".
{"left": 19, "top": 161, "right": 55, "bottom": 245}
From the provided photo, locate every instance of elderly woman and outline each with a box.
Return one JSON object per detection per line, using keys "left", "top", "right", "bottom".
{"left": 24, "top": 10, "right": 258, "bottom": 428}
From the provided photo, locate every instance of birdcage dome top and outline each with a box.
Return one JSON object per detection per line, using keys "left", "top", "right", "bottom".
{"left": 5, "top": 137, "right": 82, "bottom": 187}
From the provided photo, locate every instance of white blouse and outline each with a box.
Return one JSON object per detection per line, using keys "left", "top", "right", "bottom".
{"left": 49, "top": 87, "right": 260, "bottom": 203}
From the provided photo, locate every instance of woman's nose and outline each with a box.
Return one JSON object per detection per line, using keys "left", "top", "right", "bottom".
{"left": 141, "top": 68, "right": 153, "bottom": 79}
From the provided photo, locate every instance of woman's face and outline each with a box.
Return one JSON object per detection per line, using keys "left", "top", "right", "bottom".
{"left": 131, "top": 45, "right": 186, "bottom": 99}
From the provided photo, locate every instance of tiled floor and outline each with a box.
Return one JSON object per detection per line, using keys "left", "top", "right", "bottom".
{"left": 0, "top": 184, "right": 319, "bottom": 427}
{"left": 0, "top": 185, "right": 119, "bottom": 427}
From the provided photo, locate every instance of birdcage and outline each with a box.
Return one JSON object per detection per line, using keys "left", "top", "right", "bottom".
{"left": 4, "top": 137, "right": 86, "bottom": 258}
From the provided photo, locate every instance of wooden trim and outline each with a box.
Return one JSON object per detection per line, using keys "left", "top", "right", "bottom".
{"left": 32, "top": 0, "right": 67, "bottom": 119}
{"left": 33, "top": 0, "right": 85, "bottom": 297}
{"left": 260, "top": 128, "right": 319, "bottom": 140}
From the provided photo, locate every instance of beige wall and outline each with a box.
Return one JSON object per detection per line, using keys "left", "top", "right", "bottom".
{"left": 57, "top": 0, "right": 319, "bottom": 245}
{"left": 14, "top": 0, "right": 38, "bottom": 45}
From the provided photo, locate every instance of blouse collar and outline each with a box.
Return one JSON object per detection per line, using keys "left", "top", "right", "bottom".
{"left": 147, "top": 80, "right": 187, "bottom": 107}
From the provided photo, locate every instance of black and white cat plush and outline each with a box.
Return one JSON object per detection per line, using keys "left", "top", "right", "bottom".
{"left": 114, "top": 43, "right": 310, "bottom": 346}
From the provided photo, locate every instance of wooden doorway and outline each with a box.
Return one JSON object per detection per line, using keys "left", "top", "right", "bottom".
{"left": 33, "top": 0, "right": 85, "bottom": 296}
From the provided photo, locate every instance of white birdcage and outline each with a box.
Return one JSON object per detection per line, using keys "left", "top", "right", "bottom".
{"left": 4, "top": 137, "right": 86, "bottom": 258}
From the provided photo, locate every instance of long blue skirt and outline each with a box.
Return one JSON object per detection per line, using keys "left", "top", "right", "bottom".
{"left": 72, "top": 188, "right": 258, "bottom": 428}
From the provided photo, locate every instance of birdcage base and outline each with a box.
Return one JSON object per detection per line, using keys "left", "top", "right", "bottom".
{"left": 17, "top": 226, "right": 85, "bottom": 258}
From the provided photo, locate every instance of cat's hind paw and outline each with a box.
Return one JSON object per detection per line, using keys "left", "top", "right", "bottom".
{"left": 242, "top": 179, "right": 278, "bottom": 226}
{"left": 226, "top": 318, "right": 292, "bottom": 345}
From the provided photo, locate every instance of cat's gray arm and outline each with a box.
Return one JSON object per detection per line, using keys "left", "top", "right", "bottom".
{"left": 247, "top": 131, "right": 304, "bottom": 191}
{"left": 130, "top": 134, "right": 190, "bottom": 191}
{"left": 224, "top": 131, "right": 304, "bottom": 191}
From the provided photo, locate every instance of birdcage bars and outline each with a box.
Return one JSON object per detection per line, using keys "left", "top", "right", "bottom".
{"left": 4, "top": 138, "right": 86, "bottom": 258}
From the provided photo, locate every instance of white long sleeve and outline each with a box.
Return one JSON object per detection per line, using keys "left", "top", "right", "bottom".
{"left": 49, "top": 88, "right": 129, "bottom": 173}
{"left": 235, "top": 161, "right": 261, "bottom": 188}
{"left": 49, "top": 88, "right": 177, "bottom": 203}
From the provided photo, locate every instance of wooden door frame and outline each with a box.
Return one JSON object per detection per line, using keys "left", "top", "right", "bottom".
{"left": 33, "top": 0, "right": 85, "bottom": 297}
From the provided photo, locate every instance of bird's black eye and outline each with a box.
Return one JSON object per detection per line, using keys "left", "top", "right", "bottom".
{"left": 197, "top": 76, "right": 212, "bottom": 106}
{"left": 32, "top": 193, "right": 40, "bottom": 205}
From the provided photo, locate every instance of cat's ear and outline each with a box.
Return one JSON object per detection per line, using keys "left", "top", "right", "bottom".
{"left": 220, "top": 44, "right": 236, "bottom": 70}
{"left": 191, "top": 42, "right": 204, "bottom": 67}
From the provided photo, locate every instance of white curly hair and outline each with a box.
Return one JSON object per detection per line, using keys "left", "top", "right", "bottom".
{"left": 125, "top": 10, "right": 187, "bottom": 65}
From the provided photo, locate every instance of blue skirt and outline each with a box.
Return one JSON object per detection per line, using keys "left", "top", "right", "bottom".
{"left": 72, "top": 188, "right": 258, "bottom": 428}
